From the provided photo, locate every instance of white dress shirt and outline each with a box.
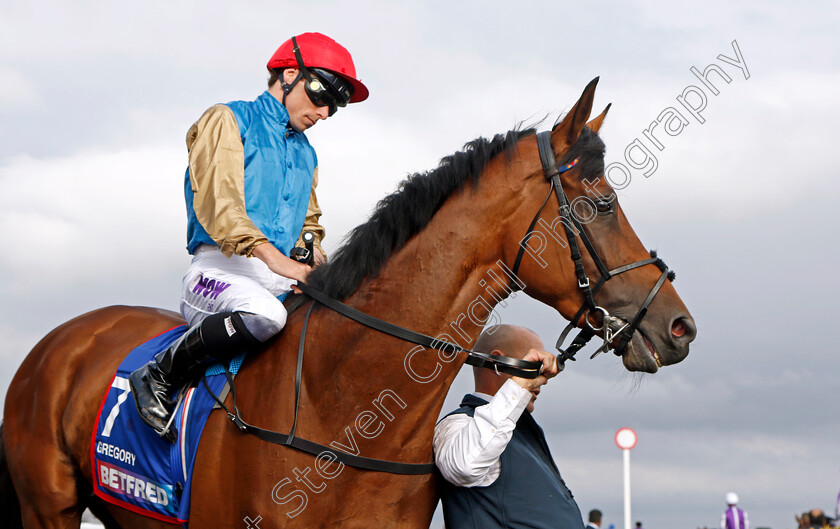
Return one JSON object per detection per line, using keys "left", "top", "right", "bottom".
{"left": 434, "top": 379, "right": 533, "bottom": 487}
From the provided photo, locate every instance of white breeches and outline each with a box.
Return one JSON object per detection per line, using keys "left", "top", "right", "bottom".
{"left": 180, "top": 245, "right": 295, "bottom": 341}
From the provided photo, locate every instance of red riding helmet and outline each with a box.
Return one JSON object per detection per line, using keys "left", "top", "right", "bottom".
{"left": 267, "top": 32, "right": 369, "bottom": 103}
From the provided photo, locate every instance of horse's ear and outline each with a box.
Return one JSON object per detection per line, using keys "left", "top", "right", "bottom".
{"left": 551, "top": 77, "right": 599, "bottom": 150}
{"left": 586, "top": 103, "right": 611, "bottom": 134}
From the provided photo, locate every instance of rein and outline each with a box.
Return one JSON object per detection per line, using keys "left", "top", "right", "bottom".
{"left": 513, "top": 131, "right": 676, "bottom": 368}
{"left": 202, "top": 284, "right": 543, "bottom": 475}
{"left": 295, "top": 282, "right": 543, "bottom": 378}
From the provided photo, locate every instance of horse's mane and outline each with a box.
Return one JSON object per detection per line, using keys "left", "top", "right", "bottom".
{"left": 306, "top": 123, "right": 605, "bottom": 301}
{"left": 307, "top": 127, "right": 535, "bottom": 300}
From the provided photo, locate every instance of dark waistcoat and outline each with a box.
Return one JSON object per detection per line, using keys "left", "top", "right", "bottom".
{"left": 439, "top": 394, "right": 585, "bottom": 529}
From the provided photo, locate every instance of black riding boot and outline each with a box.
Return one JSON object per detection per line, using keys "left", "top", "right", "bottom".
{"left": 128, "top": 311, "right": 258, "bottom": 442}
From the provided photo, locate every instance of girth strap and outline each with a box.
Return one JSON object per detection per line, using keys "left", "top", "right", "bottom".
{"left": 205, "top": 372, "right": 436, "bottom": 474}
{"left": 202, "top": 302, "right": 437, "bottom": 475}
{"left": 245, "top": 425, "right": 436, "bottom": 474}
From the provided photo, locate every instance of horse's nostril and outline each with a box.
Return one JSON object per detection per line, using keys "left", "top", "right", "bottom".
{"left": 671, "top": 317, "right": 696, "bottom": 342}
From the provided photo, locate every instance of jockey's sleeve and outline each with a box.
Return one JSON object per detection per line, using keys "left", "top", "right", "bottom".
{"left": 186, "top": 105, "right": 269, "bottom": 258}
{"left": 295, "top": 166, "right": 327, "bottom": 259}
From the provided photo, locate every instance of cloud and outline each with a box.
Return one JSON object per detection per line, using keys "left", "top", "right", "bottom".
{"left": 600, "top": 70, "right": 840, "bottom": 223}
{"left": 0, "top": 145, "right": 187, "bottom": 290}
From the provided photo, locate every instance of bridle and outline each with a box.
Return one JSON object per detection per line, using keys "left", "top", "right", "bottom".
{"left": 511, "top": 131, "right": 676, "bottom": 369}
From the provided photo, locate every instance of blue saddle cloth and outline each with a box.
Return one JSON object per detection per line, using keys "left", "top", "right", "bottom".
{"left": 91, "top": 326, "right": 244, "bottom": 524}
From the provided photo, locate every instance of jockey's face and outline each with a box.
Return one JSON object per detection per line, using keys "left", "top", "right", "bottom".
{"left": 278, "top": 68, "right": 331, "bottom": 132}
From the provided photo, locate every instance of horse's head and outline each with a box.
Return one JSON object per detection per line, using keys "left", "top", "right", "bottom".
{"left": 497, "top": 78, "right": 696, "bottom": 373}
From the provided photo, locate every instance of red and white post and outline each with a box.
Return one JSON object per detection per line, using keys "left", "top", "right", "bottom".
{"left": 615, "top": 427, "right": 637, "bottom": 529}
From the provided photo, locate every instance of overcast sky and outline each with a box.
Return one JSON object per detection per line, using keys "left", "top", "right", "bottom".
{"left": 2, "top": 2, "right": 838, "bottom": 528}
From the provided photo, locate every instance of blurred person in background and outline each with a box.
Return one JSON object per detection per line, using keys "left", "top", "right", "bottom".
{"left": 586, "top": 509, "right": 602, "bottom": 529}
{"left": 721, "top": 492, "right": 750, "bottom": 529}
{"left": 835, "top": 485, "right": 840, "bottom": 525}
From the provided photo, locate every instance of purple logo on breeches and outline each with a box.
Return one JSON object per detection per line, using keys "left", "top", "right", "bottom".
{"left": 192, "top": 275, "right": 231, "bottom": 300}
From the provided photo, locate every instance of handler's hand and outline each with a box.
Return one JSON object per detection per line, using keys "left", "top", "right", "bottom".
{"left": 510, "top": 349, "right": 560, "bottom": 391}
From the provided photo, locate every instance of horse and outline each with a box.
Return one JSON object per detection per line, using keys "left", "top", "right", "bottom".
{"left": 1, "top": 78, "right": 696, "bottom": 528}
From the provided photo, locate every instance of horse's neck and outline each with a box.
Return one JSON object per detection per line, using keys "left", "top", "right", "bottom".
{"left": 280, "top": 187, "right": 513, "bottom": 461}
{"left": 349, "top": 195, "right": 509, "bottom": 346}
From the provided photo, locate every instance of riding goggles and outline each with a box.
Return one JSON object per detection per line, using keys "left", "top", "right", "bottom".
{"left": 303, "top": 68, "right": 353, "bottom": 116}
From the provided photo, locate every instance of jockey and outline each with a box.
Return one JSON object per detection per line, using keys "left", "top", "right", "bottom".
{"left": 129, "top": 32, "right": 369, "bottom": 440}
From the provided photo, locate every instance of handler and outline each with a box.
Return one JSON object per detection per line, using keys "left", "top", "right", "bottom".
{"left": 434, "top": 324, "right": 585, "bottom": 528}
{"left": 129, "top": 32, "right": 369, "bottom": 439}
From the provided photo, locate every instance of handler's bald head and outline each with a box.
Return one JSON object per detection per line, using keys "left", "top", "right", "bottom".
{"left": 473, "top": 325, "right": 544, "bottom": 393}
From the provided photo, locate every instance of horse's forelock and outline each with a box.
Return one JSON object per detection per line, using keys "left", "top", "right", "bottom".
{"left": 559, "top": 126, "right": 606, "bottom": 183}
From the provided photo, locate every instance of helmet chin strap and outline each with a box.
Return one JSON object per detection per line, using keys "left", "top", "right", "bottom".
{"left": 284, "top": 36, "right": 314, "bottom": 109}
{"left": 280, "top": 71, "right": 304, "bottom": 106}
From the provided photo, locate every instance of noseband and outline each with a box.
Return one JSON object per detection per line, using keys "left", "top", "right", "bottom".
{"left": 511, "top": 131, "right": 676, "bottom": 369}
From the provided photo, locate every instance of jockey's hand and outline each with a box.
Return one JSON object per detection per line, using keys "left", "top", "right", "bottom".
{"left": 282, "top": 259, "right": 311, "bottom": 283}
{"left": 251, "top": 243, "right": 312, "bottom": 283}
{"left": 510, "top": 349, "right": 559, "bottom": 391}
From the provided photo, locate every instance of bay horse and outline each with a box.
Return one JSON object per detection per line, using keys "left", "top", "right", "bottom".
{"left": 1, "top": 78, "right": 696, "bottom": 528}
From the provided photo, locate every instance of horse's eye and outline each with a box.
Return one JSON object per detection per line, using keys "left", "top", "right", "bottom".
{"left": 595, "top": 200, "right": 613, "bottom": 214}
